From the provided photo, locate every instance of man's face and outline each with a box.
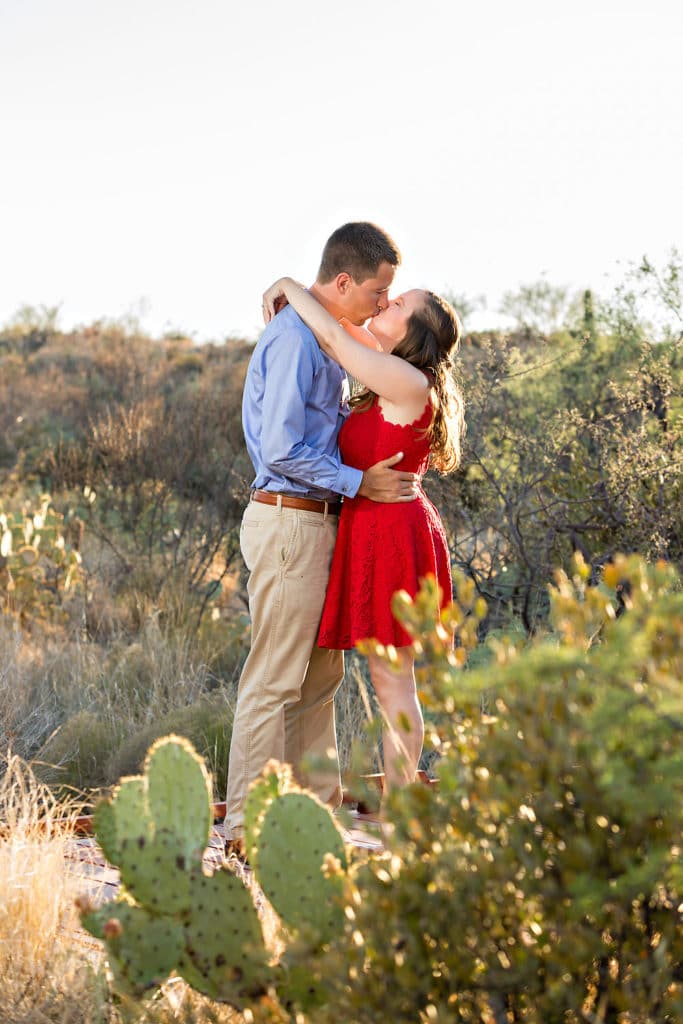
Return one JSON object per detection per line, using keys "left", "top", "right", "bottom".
{"left": 339, "top": 261, "right": 396, "bottom": 325}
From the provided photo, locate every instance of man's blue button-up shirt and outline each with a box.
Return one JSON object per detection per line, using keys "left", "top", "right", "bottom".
{"left": 242, "top": 305, "right": 363, "bottom": 501}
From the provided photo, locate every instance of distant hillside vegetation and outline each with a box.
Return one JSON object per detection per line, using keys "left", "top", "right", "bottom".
{"left": 0, "top": 258, "right": 681, "bottom": 789}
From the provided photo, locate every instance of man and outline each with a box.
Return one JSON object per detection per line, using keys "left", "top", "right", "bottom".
{"left": 225, "top": 222, "right": 418, "bottom": 849}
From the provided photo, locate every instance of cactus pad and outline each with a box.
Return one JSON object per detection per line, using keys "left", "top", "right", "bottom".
{"left": 255, "top": 791, "right": 347, "bottom": 943}
{"left": 108, "top": 775, "right": 152, "bottom": 851}
{"left": 145, "top": 734, "right": 212, "bottom": 863}
{"left": 92, "top": 796, "right": 120, "bottom": 865}
{"left": 181, "top": 869, "right": 272, "bottom": 1005}
{"left": 82, "top": 900, "right": 184, "bottom": 993}
{"left": 118, "top": 828, "right": 193, "bottom": 915}
{"left": 243, "top": 760, "right": 292, "bottom": 867}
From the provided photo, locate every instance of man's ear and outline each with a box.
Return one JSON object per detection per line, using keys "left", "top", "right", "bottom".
{"left": 335, "top": 271, "right": 353, "bottom": 295}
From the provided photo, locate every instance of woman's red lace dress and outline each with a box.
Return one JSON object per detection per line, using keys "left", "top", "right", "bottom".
{"left": 318, "top": 397, "right": 452, "bottom": 649}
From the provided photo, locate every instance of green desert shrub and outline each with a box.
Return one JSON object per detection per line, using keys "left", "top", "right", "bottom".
{"left": 105, "top": 692, "right": 234, "bottom": 795}
{"left": 36, "top": 709, "right": 114, "bottom": 793}
{"left": 35, "top": 695, "right": 233, "bottom": 800}
{"left": 430, "top": 252, "right": 683, "bottom": 637}
{"left": 319, "top": 557, "right": 683, "bottom": 1022}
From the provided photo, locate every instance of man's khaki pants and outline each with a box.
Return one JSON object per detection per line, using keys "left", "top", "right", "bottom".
{"left": 225, "top": 498, "right": 343, "bottom": 840}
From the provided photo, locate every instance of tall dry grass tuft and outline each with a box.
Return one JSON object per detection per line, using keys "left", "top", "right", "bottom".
{"left": 0, "top": 619, "right": 106, "bottom": 768}
{"left": 0, "top": 752, "right": 110, "bottom": 1022}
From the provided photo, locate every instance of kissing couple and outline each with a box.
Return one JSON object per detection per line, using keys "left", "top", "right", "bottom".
{"left": 225, "top": 221, "right": 465, "bottom": 853}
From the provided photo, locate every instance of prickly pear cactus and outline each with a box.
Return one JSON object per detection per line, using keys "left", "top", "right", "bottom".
{"left": 244, "top": 761, "right": 348, "bottom": 945}
{"left": 254, "top": 791, "right": 347, "bottom": 943}
{"left": 243, "top": 759, "right": 292, "bottom": 868}
{"left": 80, "top": 736, "right": 350, "bottom": 1013}
{"left": 94, "top": 775, "right": 151, "bottom": 865}
{"left": 275, "top": 940, "right": 331, "bottom": 1013}
{"left": 81, "top": 901, "right": 185, "bottom": 993}
{"left": 180, "top": 870, "right": 273, "bottom": 1006}
{"left": 0, "top": 495, "right": 83, "bottom": 626}
{"left": 82, "top": 734, "right": 257, "bottom": 1000}
{"left": 118, "top": 828, "right": 193, "bottom": 915}
{"left": 145, "top": 734, "right": 212, "bottom": 861}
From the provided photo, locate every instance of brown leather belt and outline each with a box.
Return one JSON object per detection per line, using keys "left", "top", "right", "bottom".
{"left": 251, "top": 489, "right": 342, "bottom": 516}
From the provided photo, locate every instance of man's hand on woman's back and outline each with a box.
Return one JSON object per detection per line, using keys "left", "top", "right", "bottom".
{"left": 358, "top": 452, "right": 419, "bottom": 502}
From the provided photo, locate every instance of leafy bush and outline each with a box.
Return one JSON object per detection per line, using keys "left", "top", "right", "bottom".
{"left": 428, "top": 257, "right": 683, "bottom": 634}
{"left": 36, "top": 709, "right": 114, "bottom": 792}
{"left": 321, "top": 556, "right": 683, "bottom": 1021}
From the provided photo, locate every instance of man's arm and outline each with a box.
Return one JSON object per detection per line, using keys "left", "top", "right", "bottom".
{"left": 263, "top": 277, "right": 428, "bottom": 407}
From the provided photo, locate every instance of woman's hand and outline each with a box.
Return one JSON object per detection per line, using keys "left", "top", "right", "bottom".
{"left": 262, "top": 277, "right": 300, "bottom": 324}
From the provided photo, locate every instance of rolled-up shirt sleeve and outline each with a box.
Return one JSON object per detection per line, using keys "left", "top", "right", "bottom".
{"left": 258, "top": 328, "right": 362, "bottom": 498}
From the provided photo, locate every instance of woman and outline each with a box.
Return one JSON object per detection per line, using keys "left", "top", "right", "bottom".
{"left": 262, "top": 279, "right": 465, "bottom": 801}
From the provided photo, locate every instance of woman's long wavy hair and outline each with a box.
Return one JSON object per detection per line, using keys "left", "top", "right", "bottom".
{"left": 350, "top": 291, "right": 465, "bottom": 472}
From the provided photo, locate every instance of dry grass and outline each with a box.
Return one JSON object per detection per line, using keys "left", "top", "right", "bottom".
{"left": 0, "top": 753, "right": 109, "bottom": 1022}
{"left": 0, "top": 604, "right": 378, "bottom": 799}
{"left": 334, "top": 654, "right": 380, "bottom": 776}
{"left": 0, "top": 609, "right": 242, "bottom": 795}
{"left": 0, "top": 620, "right": 109, "bottom": 762}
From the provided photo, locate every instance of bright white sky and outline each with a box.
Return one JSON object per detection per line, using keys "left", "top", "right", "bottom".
{"left": 1, "top": 0, "right": 682, "bottom": 340}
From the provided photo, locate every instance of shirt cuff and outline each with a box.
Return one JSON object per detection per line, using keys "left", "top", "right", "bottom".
{"left": 336, "top": 465, "right": 363, "bottom": 499}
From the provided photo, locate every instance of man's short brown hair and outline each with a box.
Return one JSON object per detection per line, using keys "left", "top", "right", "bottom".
{"left": 317, "top": 222, "right": 401, "bottom": 285}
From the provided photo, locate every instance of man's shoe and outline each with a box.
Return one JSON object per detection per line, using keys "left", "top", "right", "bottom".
{"left": 224, "top": 837, "right": 250, "bottom": 868}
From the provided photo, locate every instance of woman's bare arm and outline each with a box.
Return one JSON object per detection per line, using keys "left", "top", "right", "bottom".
{"left": 263, "top": 277, "right": 428, "bottom": 405}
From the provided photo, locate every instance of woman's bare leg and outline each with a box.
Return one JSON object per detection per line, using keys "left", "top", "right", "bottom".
{"left": 367, "top": 649, "right": 424, "bottom": 797}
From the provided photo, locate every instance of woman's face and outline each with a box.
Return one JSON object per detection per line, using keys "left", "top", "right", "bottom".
{"left": 368, "top": 289, "right": 426, "bottom": 351}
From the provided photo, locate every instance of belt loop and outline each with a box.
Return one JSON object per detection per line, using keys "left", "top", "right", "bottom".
{"left": 323, "top": 499, "right": 329, "bottom": 522}
{"left": 276, "top": 494, "right": 282, "bottom": 515}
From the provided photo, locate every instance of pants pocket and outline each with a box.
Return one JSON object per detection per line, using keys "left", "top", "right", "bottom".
{"left": 279, "top": 514, "right": 299, "bottom": 565}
